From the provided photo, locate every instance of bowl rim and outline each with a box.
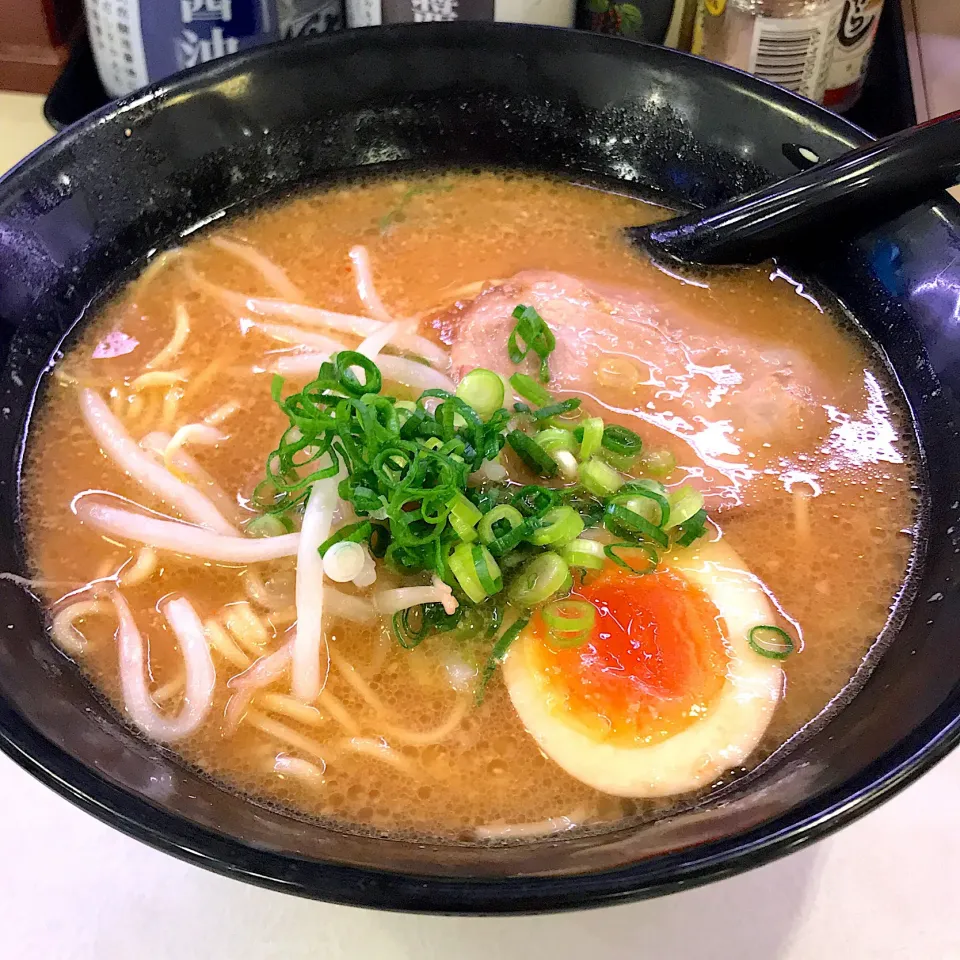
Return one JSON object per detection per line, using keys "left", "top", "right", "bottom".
{"left": 2, "top": 21, "right": 959, "bottom": 914}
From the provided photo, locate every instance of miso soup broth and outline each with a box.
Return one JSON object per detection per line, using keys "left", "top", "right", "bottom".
{"left": 21, "top": 172, "right": 918, "bottom": 840}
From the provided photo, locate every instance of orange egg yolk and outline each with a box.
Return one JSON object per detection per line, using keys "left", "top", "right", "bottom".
{"left": 529, "top": 565, "right": 729, "bottom": 745}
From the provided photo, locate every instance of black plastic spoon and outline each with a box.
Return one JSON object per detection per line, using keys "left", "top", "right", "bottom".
{"left": 628, "top": 110, "right": 960, "bottom": 266}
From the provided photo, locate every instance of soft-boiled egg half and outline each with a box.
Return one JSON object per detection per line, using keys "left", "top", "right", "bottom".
{"left": 502, "top": 538, "right": 785, "bottom": 798}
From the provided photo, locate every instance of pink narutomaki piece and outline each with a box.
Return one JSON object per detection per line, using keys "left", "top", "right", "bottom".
{"left": 92, "top": 330, "right": 139, "bottom": 359}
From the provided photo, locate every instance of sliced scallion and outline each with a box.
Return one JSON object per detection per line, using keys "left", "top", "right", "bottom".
{"left": 246, "top": 514, "right": 292, "bottom": 538}
{"left": 580, "top": 458, "right": 624, "bottom": 498}
{"left": 478, "top": 504, "right": 524, "bottom": 544}
{"left": 511, "top": 485, "right": 561, "bottom": 517}
{"left": 529, "top": 505, "right": 585, "bottom": 547}
{"left": 747, "top": 625, "right": 795, "bottom": 660}
{"left": 560, "top": 537, "right": 606, "bottom": 570}
{"left": 506, "top": 430, "right": 559, "bottom": 478}
{"left": 542, "top": 598, "right": 596, "bottom": 635}
{"left": 663, "top": 485, "right": 705, "bottom": 531}
{"left": 448, "top": 492, "right": 483, "bottom": 542}
{"left": 449, "top": 541, "right": 501, "bottom": 603}
{"left": 534, "top": 427, "right": 578, "bottom": 456}
{"left": 317, "top": 520, "right": 373, "bottom": 556}
{"left": 603, "top": 502, "right": 670, "bottom": 547}
{"left": 604, "top": 541, "right": 658, "bottom": 575}
{"left": 553, "top": 449, "right": 580, "bottom": 481}
{"left": 507, "top": 304, "right": 556, "bottom": 383}
{"left": 640, "top": 448, "right": 676, "bottom": 478}
{"left": 456, "top": 367, "right": 505, "bottom": 421}
{"left": 542, "top": 599, "right": 595, "bottom": 649}
{"left": 476, "top": 616, "right": 529, "bottom": 705}
{"left": 578, "top": 416, "right": 604, "bottom": 460}
{"left": 617, "top": 479, "right": 670, "bottom": 528}
{"left": 533, "top": 398, "right": 581, "bottom": 421}
{"left": 472, "top": 543, "right": 503, "bottom": 595}
{"left": 508, "top": 552, "right": 570, "bottom": 607}
{"left": 509, "top": 372, "right": 553, "bottom": 407}
{"left": 674, "top": 507, "right": 708, "bottom": 547}
{"left": 334, "top": 350, "right": 382, "bottom": 396}
{"left": 601, "top": 424, "right": 643, "bottom": 457}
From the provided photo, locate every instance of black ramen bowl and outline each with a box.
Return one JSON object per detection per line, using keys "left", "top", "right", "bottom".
{"left": 1, "top": 24, "right": 959, "bottom": 915}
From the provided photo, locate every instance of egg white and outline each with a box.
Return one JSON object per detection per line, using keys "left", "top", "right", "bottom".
{"left": 502, "top": 538, "right": 785, "bottom": 798}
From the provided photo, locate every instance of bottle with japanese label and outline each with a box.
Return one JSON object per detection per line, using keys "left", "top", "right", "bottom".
{"left": 345, "top": 1, "right": 576, "bottom": 28}
{"left": 823, "top": 0, "right": 884, "bottom": 111}
{"left": 692, "top": 0, "right": 845, "bottom": 103}
{"left": 85, "top": 0, "right": 344, "bottom": 99}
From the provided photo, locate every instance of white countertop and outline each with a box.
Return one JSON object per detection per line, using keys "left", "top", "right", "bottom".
{"left": 2, "top": 747, "right": 958, "bottom": 959}
{"left": 2, "top": 90, "right": 959, "bottom": 959}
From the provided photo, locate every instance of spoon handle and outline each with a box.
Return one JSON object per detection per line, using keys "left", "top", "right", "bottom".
{"left": 629, "top": 110, "right": 960, "bottom": 266}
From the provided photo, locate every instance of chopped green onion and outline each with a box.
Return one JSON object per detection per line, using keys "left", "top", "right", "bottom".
{"left": 578, "top": 417, "right": 604, "bottom": 460}
{"left": 617, "top": 479, "right": 671, "bottom": 527}
{"left": 542, "top": 599, "right": 596, "bottom": 649}
{"left": 580, "top": 458, "right": 624, "bottom": 498}
{"left": 529, "top": 505, "right": 585, "bottom": 547}
{"left": 508, "top": 552, "right": 570, "bottom": 607}
{"left": 449, "top": 541, "right": 502, "bottom": 603}
{"left": 747, "top": 625, "right": 795, "bottom": 660}
{"left": 534, "top": 427, "right": 578, "bottom": 457}
{"left": 604, "top": 541, "right": 658, "bottom": 575}
{"left": 640, "top": 449, "right": 676, "bottom": 478}
{"left": 601, "top": 424, "right": 643, "bottom": 457}
{"left": 560, "top": 537, "right": 606, "bottom": 570}
{"left": 245, "top": 514, "right": 291, "bottom": 538}
{"left": 456, "top": 368, "right": 505, "bottom": 421}
{"left": 472, "top": 543, "right": 503, "bottom": 595}
{"left": 600, "top": 448, "right": 640, "bottom": 472}
{"left": 368, "top": 522, "right": 390, "bottom": 558}
{"left": 507, "top": 304, "right": 556, "bottom": 383}
{"left": 478, "top": 504, "right": 525, "bottom": 544}
{"left": 674, "top": 507, "right": 709, "bottom": 547}
{"left": 546, "top": 629, "right": 592, "bottom": 649}
{"left": 476, "top": 616, "right": 529, "bottom": 705}
{"left": 486, "top": 518, "right": 542, "bottom": 558}
{"left": 392, "top": 607, "right": 430, "bottom": 649}
{"left": 533, "top": 398, "right": 581, "bottom": 421}
{"left": 391, "top": 601, "right": 463, "bottom": 650}
{"left": 506, "top": 430, "right": 559, "bottom": 478}
{"left": 553, "top": 449, "right": 580, "bottom": 481}
{"left": 603, "top": 502, "right": 670, "bottom": 547}
{"left": 334, "top": 350, "right": 382, "bottom": 396}
{"left": 512, "top": 485, "right": 561, "bottom": 517}
{"left": 542, "top": 598, "right": 596, "bottom": 636}
{"left": 448, "top": 492, "right": 483, "bottom": 542}
{"left": 562, "top": 491, "right": 605, "bottom": 528}
{"left": 509, "top": 372, "right": 553, "bottom": 407}
{"left": 663, "top": 485, "right": 705, "bottom": 531}
{"left": 317, "top": 520, "right": 373, "bottom": 556}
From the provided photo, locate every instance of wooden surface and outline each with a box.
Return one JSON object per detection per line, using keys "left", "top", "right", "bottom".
{"left": 0, "top": 0, "right": 79, "bottom": 94}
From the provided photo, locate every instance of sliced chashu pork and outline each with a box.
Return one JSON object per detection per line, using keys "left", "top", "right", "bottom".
{"left": 436, "top": 271, "right": 832, "bottom": 509}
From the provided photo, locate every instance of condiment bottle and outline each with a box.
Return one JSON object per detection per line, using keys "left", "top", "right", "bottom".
{"left": 692, "top": 0, "right": 845, "bottom": 103}
{"left": 345, "top": 1, "right": 576, "bottom": 27}
{"left": 823, "top": 0, "right": 885, "bottom": 111}
{"left": 85, "top": 0, "right": 344, "bottom": 98}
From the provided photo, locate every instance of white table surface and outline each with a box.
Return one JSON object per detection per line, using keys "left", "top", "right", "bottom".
{"left": 2, "top": 92, "right": 958, "bottom": 960}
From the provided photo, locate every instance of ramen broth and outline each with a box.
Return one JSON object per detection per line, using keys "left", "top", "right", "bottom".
{"left": 21, "top": 173, "right": 917, "bottom": 839}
